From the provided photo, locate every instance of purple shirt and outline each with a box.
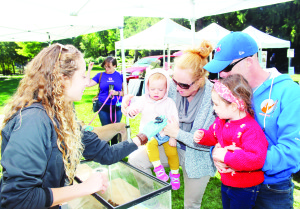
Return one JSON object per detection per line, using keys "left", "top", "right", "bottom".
{"left": 92, "top": 71, "right": 123, "bottom": 105}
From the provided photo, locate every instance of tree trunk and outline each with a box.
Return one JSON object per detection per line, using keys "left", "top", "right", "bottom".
{"left": 134, "top": 50, "right": 138, "bottom": 62}
{"left": 104, "top": 46, "right": 108, "bottom": 56}
{"left": 1, "top": 63, "right": 6, "bottom": 75}
{"left": 12, "top": 61, "right": 15, "bottom": 74}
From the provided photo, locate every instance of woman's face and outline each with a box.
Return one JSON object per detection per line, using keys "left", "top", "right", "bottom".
{"left": 173, "top": 67, "right": 201, "bottom": 97}
{"left": 104, "top": 61, "right": 116, "bottom": 74}
{"left": 64, "top": 57, "right": 88, "bottom": 102}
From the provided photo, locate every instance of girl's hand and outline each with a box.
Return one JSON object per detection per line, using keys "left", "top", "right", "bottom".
{"left": 169, "top": 138, "right": 177, "bottom": 147}
{"left": 121, "top": 94, "right": 134, "bottom": 115}
{"left": 193, "top": 130, "right": 204, "bottom": 143}
{"left": 83, "top": 172, "right": 108, "bottom": 194}
{"left": 164, "top": 116, "right": 179, "bottom": 139}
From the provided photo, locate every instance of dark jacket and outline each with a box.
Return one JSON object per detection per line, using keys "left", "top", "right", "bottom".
{"left": 0, "top": 103, "right": 138, "bottom": 209}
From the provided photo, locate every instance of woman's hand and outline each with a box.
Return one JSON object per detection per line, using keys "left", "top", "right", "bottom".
{"left": 169, "top": 138, "right": 177, "bottom": 147}
{"left": 121, "top": 94, "right": 134, "bottom": 115}
{"left": 132, "top": 137, "right": 142, "bottom": 147}
{"left": 164, "top": 116, "right": 179, "bottom": 139}
{"left": 109, "top": 89, "right": 120, "bottom": 96}
{"left": 83, "top": 172, "right": 108, "bottom": 194}
{"left": 88, "top": 62, "right": 94, "bottom": 73}
{"left": 194, "top": 130, "right": 204, "bottom": 143}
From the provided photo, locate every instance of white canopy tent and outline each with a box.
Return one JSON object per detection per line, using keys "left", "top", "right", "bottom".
{"left": 110, "top": 0, "right": 292, "bottom": 44}
{"left": 115, "top": 18, "right": 196, "bottom": 69}
{"left": 0, "top": 0, "right": 293, "bottom": 139}
{"left": 242, "top": 25, "right": 291, "bottom": 68}
{"left": 115, "top": 18, "right": 193, "bottom": 50}
{"left": 0, "top": 1, "right": 124, "bottom": 42}
{"left": 195, "top": 23, "right": 230, "bottom": 47}
{"left": 242, "top": 26, "right": 291, "bottom": 49}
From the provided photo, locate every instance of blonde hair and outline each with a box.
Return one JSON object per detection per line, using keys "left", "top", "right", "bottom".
{"left": 174, "top": 40, "right": 213, "bottom": 88}
{"left": 148, "top": 72, "right": 167, "bottom": 83}
{"left": 1, "top": 43, "right": 84, "bottom": 184}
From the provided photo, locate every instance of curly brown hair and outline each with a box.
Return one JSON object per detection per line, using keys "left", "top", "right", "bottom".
{"left": 217, "top": 74, "right": 254, "bottom": 117}
{"left": 1, "top": 43, "right": 84, "bottom": 184}
{"left": 174, "top": 40, "right": 213, "bottom": 88}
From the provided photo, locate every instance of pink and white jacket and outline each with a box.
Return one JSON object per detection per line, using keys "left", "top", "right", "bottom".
{"left": 127, "top": 69, "right": 179, "bottom": 136}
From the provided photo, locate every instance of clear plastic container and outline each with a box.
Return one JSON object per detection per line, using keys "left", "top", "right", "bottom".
{"left": 67, "top": 160, "right": 171, "bottom": 209}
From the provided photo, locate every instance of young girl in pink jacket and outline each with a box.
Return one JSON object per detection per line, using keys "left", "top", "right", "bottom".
{"left": 127, "top": 68, "right": 180, "bottom": 190}
{"left": 194, "top": 74, "right": 268, "bottom": 209}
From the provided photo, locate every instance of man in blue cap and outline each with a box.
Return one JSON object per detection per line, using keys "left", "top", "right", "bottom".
{"left": 204, "top": 32, "right": 300, "bottom": 209}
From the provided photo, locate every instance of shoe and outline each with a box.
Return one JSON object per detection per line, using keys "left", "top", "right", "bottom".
{"left": 153, "top": 165, "right": 169, "bottom": 182}
{"left": 169, "top": 172, "right": 180, "bottom": 190}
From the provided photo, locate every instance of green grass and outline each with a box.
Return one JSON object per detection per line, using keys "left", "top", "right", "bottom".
{"left": 0, "top": 76, "right": 23, "bottom": 114}
{"left": 1, "top": 72, "right": 300, "bottom": 208}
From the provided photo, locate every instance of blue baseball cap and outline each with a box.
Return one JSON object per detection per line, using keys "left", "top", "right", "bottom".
{"left": 204, "top": 32, "right": 259, "bottom": 73}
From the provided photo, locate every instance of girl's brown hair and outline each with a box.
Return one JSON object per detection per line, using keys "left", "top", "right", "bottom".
{"left": 218, "top": 74, "right": 254, "bottom": 117}
{"left": 1, "top": 43, "right": 84, "bottom": 184}
{"left": 174, "top": 40, "right": 213, "bottom": 88}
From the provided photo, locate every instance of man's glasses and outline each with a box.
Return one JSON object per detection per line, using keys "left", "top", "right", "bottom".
{"left": 222, "top": 56, "right": 251, "bottom": 73}
{"left": 172, "top": 78, "right": 196, "bottom": 89}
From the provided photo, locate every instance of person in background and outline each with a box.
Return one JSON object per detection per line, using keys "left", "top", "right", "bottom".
{"left": 126, "top": 69, "right": 180, "bottom": 190}
{"left": 269, "top": 53, "right": 276, "bottom": 68}
{"left": 204, "top": 32, "right": 300, "bottom": 209}
{"left": 194, "top": 74, "right": 268, "bottom": 209}
{"left": 86, "top": 57, "right": 123, "bottom": 145}
{"left": 122, "top": 40, "right": 217, "bottom": 209}
{"left": 0, "top": 44, "right": 166, "bottom": 209}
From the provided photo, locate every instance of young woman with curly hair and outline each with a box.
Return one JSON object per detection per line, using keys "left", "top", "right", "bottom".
{"left": 0, "top": 44, "right": 164, "bottom": 209}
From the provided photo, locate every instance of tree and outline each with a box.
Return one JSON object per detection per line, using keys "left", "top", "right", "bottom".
{"left": 16, "top": 42, "right": 46, "bottom": 59}
{"left": 0, "top": 42, "right": 27, "bottom": 75}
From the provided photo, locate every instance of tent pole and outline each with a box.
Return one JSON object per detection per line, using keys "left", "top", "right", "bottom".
{"left": 119, "top": 25, "right": 131, "bottom": 141}
{"left": 163, "top": 44, "right": 166, "bottom": 69}
{"left": 190, "top": 18, "right": 196, "bottom": 46}
{"left": 167, "top": 44, "right": 170, "bottom": 71}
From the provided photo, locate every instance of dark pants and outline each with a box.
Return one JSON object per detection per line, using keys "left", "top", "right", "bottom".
{"left": 221, "top": 183, "right": 260, "bottom": 209}
{"left": 98, "top": 102, "right": 122, "bottom": 145}
{"left": 254, "top": 177, "right": 294, "bottom": 209}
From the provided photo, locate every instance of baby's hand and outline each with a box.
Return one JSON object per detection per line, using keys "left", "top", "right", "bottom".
{"left": 193, "top": 130, "right": 204, "bottom": 143}
{"left": 169, "top": 138, "right": 177, "bottom": 147}
{"left": 128, "top": 108, "right": 139, "bottom": 117}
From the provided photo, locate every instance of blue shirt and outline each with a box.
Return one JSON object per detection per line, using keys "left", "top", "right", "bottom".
{"left": 92, "top": 71, "right": 123, "bottom": 105}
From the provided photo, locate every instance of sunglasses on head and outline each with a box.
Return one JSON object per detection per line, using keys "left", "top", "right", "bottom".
{"left": 222, "top": 55, "right": 251, "bottom": 73}
{"left": 172, "top": 78, "right": 196, "bottom": 89}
